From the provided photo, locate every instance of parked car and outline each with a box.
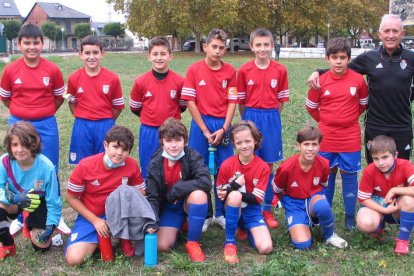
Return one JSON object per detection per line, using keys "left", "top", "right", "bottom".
{"left": 317, "top": 41, "right": 325, "bottom": 48}
{"left": 226, "top": 38, "right": 250, "bottom": 51}
{"left": 183, "top": 40, "right": 204, "bottom": 51}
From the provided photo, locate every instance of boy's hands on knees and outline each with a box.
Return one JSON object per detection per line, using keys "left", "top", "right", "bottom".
{"left": 384, "top": 188, "right": 397, "bottom": 204}
{"left": 6, "top": 189, "right": 41, "bottom": 212}
{"left": 93, "top": 217, "right": 110, "bottom": 238}
{"left": 216, "top": 188, "right": 227, "bottom": 201}
{"left": 383, "top": 199, "right": 398, "bottom": 214}
{"left": 36, "top": 225, "right": 54, "bottom": 244}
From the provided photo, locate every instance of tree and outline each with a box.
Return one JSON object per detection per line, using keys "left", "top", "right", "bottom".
{"left": 1, "top": 20, "right": 21, "bottom": 53}
{"left": 41, "top": 22, "right": 58, "bottom": 51}
{"left": 103, "top": 22, "right": 125, "bottom": 48}
{"left": 74, "top": 23, "right": 92, "bottom": 39}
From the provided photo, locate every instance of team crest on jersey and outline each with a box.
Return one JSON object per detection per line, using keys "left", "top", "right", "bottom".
{"left": 33, "top": 180, "right": 44, "bottom": 190}
{"left": 271, "top": 79, "right": 277, "bottom": 88}
{"left": 313, "top": 177, "right": 320, "bottom": 185}
{"left": 170, "top": 90, "right": 177, "bottom": 99}
{"left": 222, "top": 80, "right": 228, "bottom": 89}
{"left": 102, "top": 85, "right": 110, "bottom": 94}
{"left": 122, "top": 177, "right": 128, "bottom": 185}
{"left": 253, "top": 178, "right": 259, "bottom": 186}
{"left": 349, "top": 87, "right": 356, "bottom": 96}
{"left": 400, "top": 59, "right": 407, "bottom": 70}
{"left": 43, "top": 77, "right": 50, "bottom": 86}
{"left": 70, "top": 152, "right": 76, "bottom": 162}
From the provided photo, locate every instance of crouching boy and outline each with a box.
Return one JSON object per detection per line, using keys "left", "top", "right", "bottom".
{"left": 357, "top": 135, "right": 414, "bottom": 255}
{"left": 273, "top": 126, "right": 348, "bottom": 250}
{"left": 0, "top": 122, "right": 62, "bottom": 260}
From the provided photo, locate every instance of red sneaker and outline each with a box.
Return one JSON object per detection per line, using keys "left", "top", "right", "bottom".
{"left": 224, "top": 243, "right": 239, "bottom": 264}
{"left": 185, "top": 241, "right": 205, "bottom": 262}
{"left": 0, "top": 244, "right": 16, "bottom": 260}
{"left": 262, "top": 211, "right": 279, "bottom": 229}
{"left": 120, "top": 239, "right": 134, "bottom": 257}
{"left": 395, "top": 239, "right": 409, "bottom": 256}
{"left": 236, "top": 229, "right": 247, "bottom": 241}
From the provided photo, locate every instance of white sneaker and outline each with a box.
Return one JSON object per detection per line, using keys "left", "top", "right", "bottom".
{"left": 52, "top": 234, "right": 63, "bottom": 246}
{"left": 325, "top": 232, "right": 348, "bottom": 248}
{"left": 57, "top": 217, "right": 71, "bottom": 235}
{"left": 213, "top": 215, "right": 226, "bottom": 229}
{"left": 9, "top": 219, "right": 23, "bottom": 237}
{"left": 202, "top": 217, "right": 212, "bottom": 233}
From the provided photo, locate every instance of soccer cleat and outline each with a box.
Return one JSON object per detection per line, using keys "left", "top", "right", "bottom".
{"left": 120, "top": 239, "right": 134, "bottom": 257}
{"left": 202, "top": 217, "right": 212, "bottom": 233}
{"left": 185, "top": 241, "right": 205, "bottom": 262}
{"left": 213, "top": 215, "right": 226, "bottom": 229}
{"left": 262, "top": 211, "right": 279, "bottom": 229}
{"left": 224, "top": 243, "right": 239, "bottom": 264}
{"left": 9, "top": 219, "right": 23, "bottom": 237}
{"left": 57, "top": 217, "right": 71, "bottom": 235}
{"left": 394, "top": 239, "right": 409, "bottom": 255}
{"left": 236, "top": 228, "right": 248, "bottom": 241}
{"left": 345, "top": 215, "right": 356, "bottom": 231}
{"left": 0, "top": 244, "right": 16, "bottom": 261}
{"left": 325, "top": 232, "right": 348, "bottom": 249}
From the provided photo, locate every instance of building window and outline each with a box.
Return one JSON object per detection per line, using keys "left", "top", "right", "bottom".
{"left": 3, "top": 2, "right": 11, "bottom": 8}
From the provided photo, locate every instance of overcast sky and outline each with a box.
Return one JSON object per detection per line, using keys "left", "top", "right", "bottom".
{"left": 13, "top": 0, "right": 126, "bottom": 23}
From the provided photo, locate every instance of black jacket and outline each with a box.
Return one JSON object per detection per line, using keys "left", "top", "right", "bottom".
{"left": 146, "top": 146, "right": 212, "bottom": 229}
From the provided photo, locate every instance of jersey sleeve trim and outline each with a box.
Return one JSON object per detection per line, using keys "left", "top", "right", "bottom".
{"left": 112, "top": 97, "right": 125, "bottom": 106}
{"left": 67, "top": 181, "right": 85, "bottom": 194}
{"left": 53, "top": 86, "right": 65, "bottom": 97}
{"left": 357, "top": 190, "right": 371, "bottom": 201}
{"left": 0, "top": 87, "right": 11, "bottom": 98}
{"left": 306, "top": 98, "right": 319, "bottom": 109}
{"left": 252, "top": 187, "right": 265, "bottom": 202}
{"left": 181, "top": 87, "right": 196, "bottom": 98}
{"left": 129, "top": 98, "right": 142, "bottom": 110}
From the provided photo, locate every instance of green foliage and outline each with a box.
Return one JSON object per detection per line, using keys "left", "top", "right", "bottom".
{"left": 1, "top": 19, "right": 21, "bottom": 42}
{"left": 103, "top": 22, "right": 125, "bottom": 39}
{"left": 74, "top": 23, "right": 92, "bottom": 39}
{"left": 41, "top": 22, "right": 58, "bottom": 41}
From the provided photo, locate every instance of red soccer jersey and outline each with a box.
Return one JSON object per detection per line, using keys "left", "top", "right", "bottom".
{"left": 0, "top": 57, "right": 65, "bottom": 119}
{"left": 67, "top": 67, "right": 124, "bottom": 120}
{"left": 217, "top": 155, "right": 270, "bottom": 203}
{"left": 273, "top": 154, "right": 329, "bottom": 199}
{"left": 129, "top": 70, "right": 185, "bottom": 126}
{"left": 181, "top": 60, "right": 237, "bottom": 118}
{"left": 237, "top": 60, "right": 289, "bottom": 109}
{"left": 163, "top": 158, "right": 182, "bottom": 192}
{"left": 67, "top": 153, "right": 146, "bottom": 216}
{"left": 358, "top": 159, "right": 414, "bottom": 202}
{"left": 306, "top": 69, "right": 368, "bottom": 152}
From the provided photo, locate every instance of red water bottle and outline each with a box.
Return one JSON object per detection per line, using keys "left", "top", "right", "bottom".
{"left": 98, "top": 234, "right": 114, "bottom": 262}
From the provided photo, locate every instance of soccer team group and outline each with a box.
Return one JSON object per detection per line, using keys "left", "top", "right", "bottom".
{"left": 1, "top": 13, "right": 414, "bottom": 265}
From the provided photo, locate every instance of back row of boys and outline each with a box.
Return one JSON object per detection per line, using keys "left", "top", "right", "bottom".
{"left": 2, "top": 23, "right": 414, "bottom": 260}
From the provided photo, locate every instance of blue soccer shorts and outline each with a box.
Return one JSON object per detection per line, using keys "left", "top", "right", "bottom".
{"left": 238, "top": 204, "right": 267, "bottom": 230}
{"left": 242, "top": 107, "right": 283, "bottom": 163}
{"left": 8, "top": 115, "right": 59, "bottom": 172}
{"left": 65, "top": 214, "right": 106, "bottom": 252}
{"left": 188, "top": 115, "right": 233, "bottom": 168}
{"left": 281, "top": 193, "right": 326, "bottom": 229}
{"left": 318, "top": 151, "right": 361, "bottom": 173}
{"left": 139, "top": 124, "right": 160, "bottom": 179}
{"left": 159, "top": 200, "right": 186, "bottom": 229}
{"left": 69, "top": 118, "right": 115, "bottom": 165}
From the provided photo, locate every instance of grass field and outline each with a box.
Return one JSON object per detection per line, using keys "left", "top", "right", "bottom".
{"left": 0, "top": 52, "right": 413, "bottom": 275}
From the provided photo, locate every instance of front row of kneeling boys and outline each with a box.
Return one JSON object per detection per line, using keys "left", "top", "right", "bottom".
{"left": 0, "top": 119, "right": 413, "bottom": 264}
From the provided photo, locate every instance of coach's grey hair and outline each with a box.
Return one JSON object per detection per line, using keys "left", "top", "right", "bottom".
{"left": 379, "top": 14, "right": 404, "bottom": 31}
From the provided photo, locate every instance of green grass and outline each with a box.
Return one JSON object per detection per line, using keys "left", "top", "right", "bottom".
{"left": 1, "top": 52, "right": 413, "bottom": 275}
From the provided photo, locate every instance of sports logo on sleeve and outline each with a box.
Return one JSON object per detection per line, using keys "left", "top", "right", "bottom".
{"left": 349, "top": 87, "right": 356, "bottom": 96}
{"left": 271, "top": 79, "right": 278, "bottom": 88}
{"left": 102, "top": 85, "right": 110, "bottom": 94}
{"left": 222, "top": 80, "right": 228, "bottom": 89}
{"left": 313, "top": 177, "right": 320, "bottom": 185}
{"left": 43, "top": 77, "right": 50, "bottom": 86}
{"left": 170, "top": 90, "right": 177, "bottom": 99}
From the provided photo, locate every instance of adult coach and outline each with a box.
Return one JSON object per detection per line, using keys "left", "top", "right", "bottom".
{"left": 307, "top": 14, "right": 414, "bottom": 163}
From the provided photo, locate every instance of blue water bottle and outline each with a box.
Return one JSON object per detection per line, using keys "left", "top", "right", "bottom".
{"left": 144, "top": 233, "right": 158, "bottom": 267}
{"left": 208, "top": 144, "right": 217, "bottom": 175}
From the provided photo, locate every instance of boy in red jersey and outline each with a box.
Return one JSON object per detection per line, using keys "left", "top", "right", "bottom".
{"left": 237, "top": 28, "right": 289, "bottom": 229}
{"left": 306, "top": 38, "right": 368, "bottom": 230}
{"left": 357, "top": 135, "right": 414, "bottom": 255}
{"left": 67, "top": 35, "right": 124, "bottom": 165}
{"left": 217, "top": 121, "right": 272, "bottom": 264}
{"left": 130, "top": 36, "right": 186, "bottom": 179}
{"left": 0, "top": 24, "right": 64, "bottom": 171}
{"left": 65, "top": 126, "right": 146, "bottom": 265}
{"left": 182, "top": 29, "right": 237, "bottom": 230}
{"left": 273, "top": 126, "right": 347, "bottom": 250}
